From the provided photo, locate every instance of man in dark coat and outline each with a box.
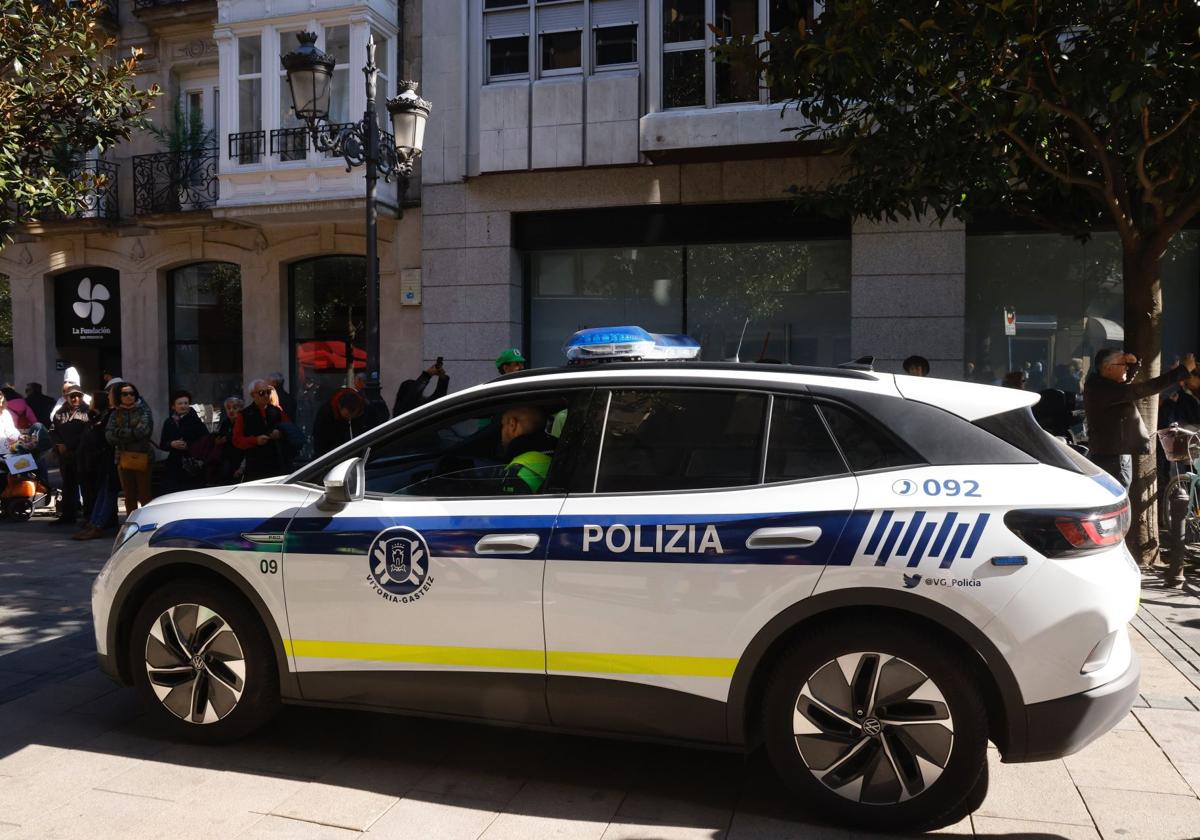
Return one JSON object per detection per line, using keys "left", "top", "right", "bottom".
{"left": 1083, "top": 349, "right": 1192, "bottom": 488}
{"left": 312, "top": 388, "right": 381, "bottom": 457}
{"left": 24, "top": 382, "right": 55, "bottom": 426}
{"left": 233, "top": 380, "right": 292, "bottom": 481}
{"left": 48, "top": 386, "right": 94, "bottom": 524}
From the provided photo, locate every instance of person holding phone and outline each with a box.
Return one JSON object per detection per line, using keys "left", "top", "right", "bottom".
{"left": 392, "top": 358, "right": 450, "bottom": 418}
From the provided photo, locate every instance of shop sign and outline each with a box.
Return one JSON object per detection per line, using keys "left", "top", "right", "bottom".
{"left": 55, "top": 268, "right": 121, "bottom": 348}
{"left": 1003, "top": 307, "right": 1017, "bottom": 336}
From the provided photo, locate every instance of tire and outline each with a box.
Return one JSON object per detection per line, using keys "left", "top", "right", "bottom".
{"left": 762, "top": 619, "right": 989, "bottom": 832}
{"left": 7, "top": 499, "right": 33, "bottom": 522}
{"left": 129, "top": 579, "right": 280, "bottom": 742}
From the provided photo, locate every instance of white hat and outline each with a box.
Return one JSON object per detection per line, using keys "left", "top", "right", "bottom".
{"left": 63, "top": 366, "right": 81, "bottom": 386}
{"left": 104, "top": 376, "right": 126, "bottom": 390}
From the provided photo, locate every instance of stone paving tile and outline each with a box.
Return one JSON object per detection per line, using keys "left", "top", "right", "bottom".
{"left": 366, "top": 793, "right": 503, "bottom": 840}
{"left": 478, "top": 780, "right": 625, "bottom": 840}
{"left": 6, "top": 788, "right": 175, "bottom": 840}
{"left": 1108, "top": 711, "right": 1143, "bottom": 732}
{"left": 411, "top": 763, "right": 530, "bottom": 805}
{"left": 1062, "top": 728, "right": 1192, "bottom": 795}
{"left": 1144, "top": 694, "right": 1197, "bottom": 710}
{"left": 601, "top": 822, "right": 726, "bottom": 840}
{"left": 973, "top": 750, "right": 1093, "bottom": 827}
{"left": 1172, "top": 759, "right": 1200, "bottom": 799}
{"left": 237, "top": 814, "right": 364, "bottom": 840}
{"left": 970, "top": 815, "right": 1099, "bottom": 838}
{"left": 1130, "top": 631, "right": 1198, "bottom": 698}
{"left": 270, "top": 755, "right": 433, "bottom": 832}
{"left": 1078, "top": 786, "right": 1200, "bottom": 840}
{"left": 613, "top": 789, "right": 735, "bottom": 830}
{"left": 0, "top": 744, "right": 148, "bottom": 825}
{"left": 725, "top": 812, "right": 972, "bottom": 839}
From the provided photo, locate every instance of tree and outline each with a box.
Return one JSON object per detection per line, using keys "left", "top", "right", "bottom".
{"left": 719, "top": 0, "right": 1200, "bottom": 565}
{"left": 0, "top": 0, "right": 157, "bottom": 243}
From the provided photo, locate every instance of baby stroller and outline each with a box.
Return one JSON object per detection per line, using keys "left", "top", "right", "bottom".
{"left": 1, "top": 451, "right": 42, "bottom": 521}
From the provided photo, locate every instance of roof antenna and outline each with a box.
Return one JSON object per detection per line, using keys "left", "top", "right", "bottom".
{"left": 725, "top": 318, "right": 750, "bottom": 363}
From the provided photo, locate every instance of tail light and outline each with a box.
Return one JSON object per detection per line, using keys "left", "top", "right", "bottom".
{"left": 1004, "top": 501, "right": 1130, "bottom": 558}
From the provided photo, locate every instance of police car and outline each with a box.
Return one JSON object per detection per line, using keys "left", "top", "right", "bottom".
{"left": 91, "top": 327, "right": 1140, "bottom": 832}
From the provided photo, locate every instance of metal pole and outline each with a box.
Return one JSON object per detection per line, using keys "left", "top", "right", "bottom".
{"left": 363, "top": 36, "right": 383, "bottom": 415}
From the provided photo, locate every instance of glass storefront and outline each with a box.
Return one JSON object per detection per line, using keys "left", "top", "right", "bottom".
{"left": 529, "top": 240, "right": 851, "bottom": 367}
{"left": 0, "top": 274, "right": 11, "bottom": 387}
{"left": 289, "top": 255, "right": 366, "bottom": 454}
{"left": 966, "top": 231, "right": 1199, "bottom": 391}
{"left": 168, "top": 262, "right": 243, "bottom": 411}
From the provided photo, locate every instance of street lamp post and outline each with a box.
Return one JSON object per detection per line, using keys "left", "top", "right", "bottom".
{"left": 282, "top": 31, "right": 431, "bottom": 413}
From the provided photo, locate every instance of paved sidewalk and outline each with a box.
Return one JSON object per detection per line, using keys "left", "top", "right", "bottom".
{"left": 1, "top": 520, "right": 1199, "bottom": 839}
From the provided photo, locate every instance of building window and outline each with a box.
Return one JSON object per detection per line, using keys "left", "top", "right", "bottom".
{"left": 324, "top": 25, "right": 352, "bottom": 126}
{"left": 168, "top": 263, "right": 243, "bottom": 410}
{"left": 484, "top": 0, "right": 640, "bottom": 81}
{"left": 236, "top": 35, "right": 262, "bottom": 163}
{"left": 528, "top": 240, "right": 850, "bottom": 366}
{"left": 965, "top": 230, "right": 1199, "bottom": 389}
{"left": 372, "top": 28, "right": 390, "bottom": 131}
{"left": 277, "top": 30, "right": 307, "bottom": 162}
{"left": 595, "top": 23, "right": 637, "bottom": 67}
{"left": 289, "top": 255, "right": 366, "bottom": 455}
{"left": 660, "top": 0, "right": 816, "bottom": 109}
{"left": 0, "top": 274, "right": 12, "bottom": 388}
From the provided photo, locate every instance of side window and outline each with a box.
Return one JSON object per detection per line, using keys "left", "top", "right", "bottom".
{"left": 363, "top": 391, "right": 587, "bottom": 497}
{"left": 818, "top": 402, "right": 920, "bottom": 472}
{"left": 595, "top": 389, "right": 768, "bottom": 492}
{"left": 765, "top": 397, "right": 848, "bottom": 482}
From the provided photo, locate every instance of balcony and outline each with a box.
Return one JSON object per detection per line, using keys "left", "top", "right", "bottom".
{"left": 131, "top": 0, "right": 215, "bottom": 29}
{"left": 228, "top": 131, "right": 266, "bottom": 166}
{"left": 35, "top": 159, "right": 120, "bottom": 223}
{"left": 132, "top": 147, "right": 219, "bottom": 215}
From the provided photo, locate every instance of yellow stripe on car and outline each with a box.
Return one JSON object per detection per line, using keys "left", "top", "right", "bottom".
{"left": 284, "top": 639, "right": 736, "bottom": 678}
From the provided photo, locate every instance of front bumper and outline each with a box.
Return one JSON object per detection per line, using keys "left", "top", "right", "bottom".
{"left": 1006, "top": 649, "right": 1140, "bottom": 763}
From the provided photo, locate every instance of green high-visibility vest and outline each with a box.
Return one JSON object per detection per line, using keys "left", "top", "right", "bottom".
{"left": 506, "top": 449, "right": 552, "bottom": 493}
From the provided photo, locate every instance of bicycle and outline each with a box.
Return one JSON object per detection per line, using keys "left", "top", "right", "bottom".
{"left": 1156, "top": 424, "right": 1200, "bottom": 547}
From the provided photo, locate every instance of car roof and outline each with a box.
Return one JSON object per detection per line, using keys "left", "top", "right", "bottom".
{"left": 470, "top": 362, "right": 1039, "bottom": 421}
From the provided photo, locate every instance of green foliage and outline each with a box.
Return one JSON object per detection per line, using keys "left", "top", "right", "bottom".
{"left": 717, "top": 0, "right": 1200, "bottom": 251}
{"left": 0, "top": 0, "right": 157, "bottom": 243}
{"left": 148, "top": 98, "right": 215, "bottom": 155}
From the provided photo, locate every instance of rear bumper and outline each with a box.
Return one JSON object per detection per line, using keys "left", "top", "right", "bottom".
{"left": 1005, "top": 649, "right": 1140, "bottom": 763}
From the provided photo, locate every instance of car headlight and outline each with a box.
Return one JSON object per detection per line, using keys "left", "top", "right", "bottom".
{"left": 113, "top": 521, "right": 145, "bottom": 552}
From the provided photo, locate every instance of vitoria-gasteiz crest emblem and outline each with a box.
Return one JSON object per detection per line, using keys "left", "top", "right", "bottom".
{"left": 366, "top": 526, "right": 435, "bottom": 603}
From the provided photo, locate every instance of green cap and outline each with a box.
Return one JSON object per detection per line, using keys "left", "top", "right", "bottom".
{"left": 495, "top": 348, "right": 527, "bottom": 371}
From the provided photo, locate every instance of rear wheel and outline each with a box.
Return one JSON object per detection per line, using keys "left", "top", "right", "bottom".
{"left": 3, "top": 498, "right": 33, "bottom": 521}
{"left": 762, "top": 620, "right": 988, "bottom": 832}
{"left": 129, "top": 580, "right": 280, "bottom": 742}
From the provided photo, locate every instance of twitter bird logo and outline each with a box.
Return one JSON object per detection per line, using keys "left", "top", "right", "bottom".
{"left": 902, "top": 573, "right": 922, "bottom": 589}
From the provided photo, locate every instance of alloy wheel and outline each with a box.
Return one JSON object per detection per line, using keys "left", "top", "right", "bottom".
{"left": 144, "top": 603, "right": 246, "bottom": 724}
{"left": 792, "top": 651, "right": 955, "bottom": 805}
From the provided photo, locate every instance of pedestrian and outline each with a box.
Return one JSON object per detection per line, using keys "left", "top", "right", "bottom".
{"left": 212, "top": 395, "right": 245, "bottom": 484}
{"left": 312, "top": 387, "right": 378, "bottom": 457}
{"left": 74, "top": 386, "right": 120, "bottom": 540}
{"left": 48, "top": 385, "right": 94, "bottom": 525}
{"left": 1160, "top": 367, "right": 1200, "bottom": 428}
{"left": 51, "top": 367, "right": 92, "bottom": 416}
{"left": 1083, "top": 349, "right": 1193, "bottom": 490}
{"left": 268, "top": 372, "right": 297, "bottom": 424}
{"left": 106, "top": 381, "right": 155, "bottom": 514}
{"left": 24, "top": 382, "right": 55, "bottom": 426}
{"left": 159, "top": 390, "right": 211, "bottom": 495}
{"left": 392, "top": 359, "right": 449, "bottom": 417}
{"left": 1002, "top": 371, "right": 1027, "bottom": 389}
{"left": 0, "top": 390, "right": 20, "bottom": 453}
{"left": 902, "top": 355, "right": 930, "bottom": 377}
{"left": 233, "top": 380, "right": 293, "bottom": 480}
{"left": 496, "top": 348, "right": 527, "bottom": 376}
{"left": 1, "top": 386, "right": 38, "bottom": 430}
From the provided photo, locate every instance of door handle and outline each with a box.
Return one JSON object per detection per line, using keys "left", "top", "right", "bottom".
{"left": 745, "top": 526, "right": 822, "bottom": 550}
{"left": 475, "top": 533, "right": 541, "bottom": 555}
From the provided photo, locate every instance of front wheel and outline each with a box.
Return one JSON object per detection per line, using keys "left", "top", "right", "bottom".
{"left": 762, "top": 620, "right": 988, "bottom": 832}
{"left": 129, "top": 580, "right": 280, "bottom": 742}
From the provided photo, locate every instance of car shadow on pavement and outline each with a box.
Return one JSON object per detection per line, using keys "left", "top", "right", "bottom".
{"left": 0, "top": 638, "right": 1082, "bottom": 839}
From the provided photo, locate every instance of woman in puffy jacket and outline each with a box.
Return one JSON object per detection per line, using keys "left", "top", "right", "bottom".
{"left": 106, "top": 381, "right": 154, "bottom": 513}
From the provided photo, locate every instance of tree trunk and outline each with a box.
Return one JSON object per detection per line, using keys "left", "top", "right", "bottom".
{"left": 1121, "top": 246, "right": 1164, "bottom": 567}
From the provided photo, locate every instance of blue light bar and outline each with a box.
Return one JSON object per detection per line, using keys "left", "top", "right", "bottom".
{"left": 564, "top": 325, "right": 701, "bottom": 363}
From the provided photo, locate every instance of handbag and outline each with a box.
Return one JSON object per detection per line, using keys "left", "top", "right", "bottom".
{"left": 118, "top": 450, "right": 151, "bottom": 472}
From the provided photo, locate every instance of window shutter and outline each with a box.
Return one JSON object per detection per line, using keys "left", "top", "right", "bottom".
{"left": 591, "top": 0, "right": 639, "bottom": 27}
{"left": 485, "top": 8, "right": 530, "bottom": 39}
{"left": 537, "top": 1, "right": 584, "bottom": 33}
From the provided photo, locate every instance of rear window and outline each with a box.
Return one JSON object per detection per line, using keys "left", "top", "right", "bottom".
{"left": 818, "top": 403, "right": 922, "bottom": 472}
{"left": 765, "top": 397, "right": 848, "bottom": 482}
{"left": 596, "top": 389, "right": 768, "bottom": 492}
{"left": 974, "top": 407, "right": 1095, "bottom": 474}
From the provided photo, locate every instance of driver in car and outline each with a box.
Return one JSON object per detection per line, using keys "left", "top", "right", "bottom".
{"left": 498, "top": 405, "right": 556, "bottom": 494}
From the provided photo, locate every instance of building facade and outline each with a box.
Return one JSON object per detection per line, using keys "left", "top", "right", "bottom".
{"left": 3, "top": 0, "right": 1199, "bottom": 433}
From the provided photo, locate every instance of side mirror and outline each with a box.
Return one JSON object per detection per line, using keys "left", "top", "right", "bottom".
{"left": 318, "top": 457, "right": 365, "bottom": 510}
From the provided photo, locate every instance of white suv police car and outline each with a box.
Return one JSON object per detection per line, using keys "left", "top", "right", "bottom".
{"left": 92, "top": 353, "right": 1140, "bottom": 832}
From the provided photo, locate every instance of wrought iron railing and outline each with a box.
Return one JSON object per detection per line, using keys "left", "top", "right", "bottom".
{"left": 269, "top": 127, "right": 309, "bottom": 162}
{"left": 39, "top": 159, "right": 120, "bottom": 222}
{"left": 228, "top": 131, "right": 266, "bottom": 165}
{"left": 132, "top": 147, "right": 218, "bottom": 214}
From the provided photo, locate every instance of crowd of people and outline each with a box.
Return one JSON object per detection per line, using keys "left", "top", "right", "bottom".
{"left": 0, "top": 348, "right": 528, "bottom": 540}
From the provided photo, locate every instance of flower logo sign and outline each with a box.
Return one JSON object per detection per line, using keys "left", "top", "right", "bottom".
{"left": 72, "top": 276, "right": 110, "bottom": 325}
